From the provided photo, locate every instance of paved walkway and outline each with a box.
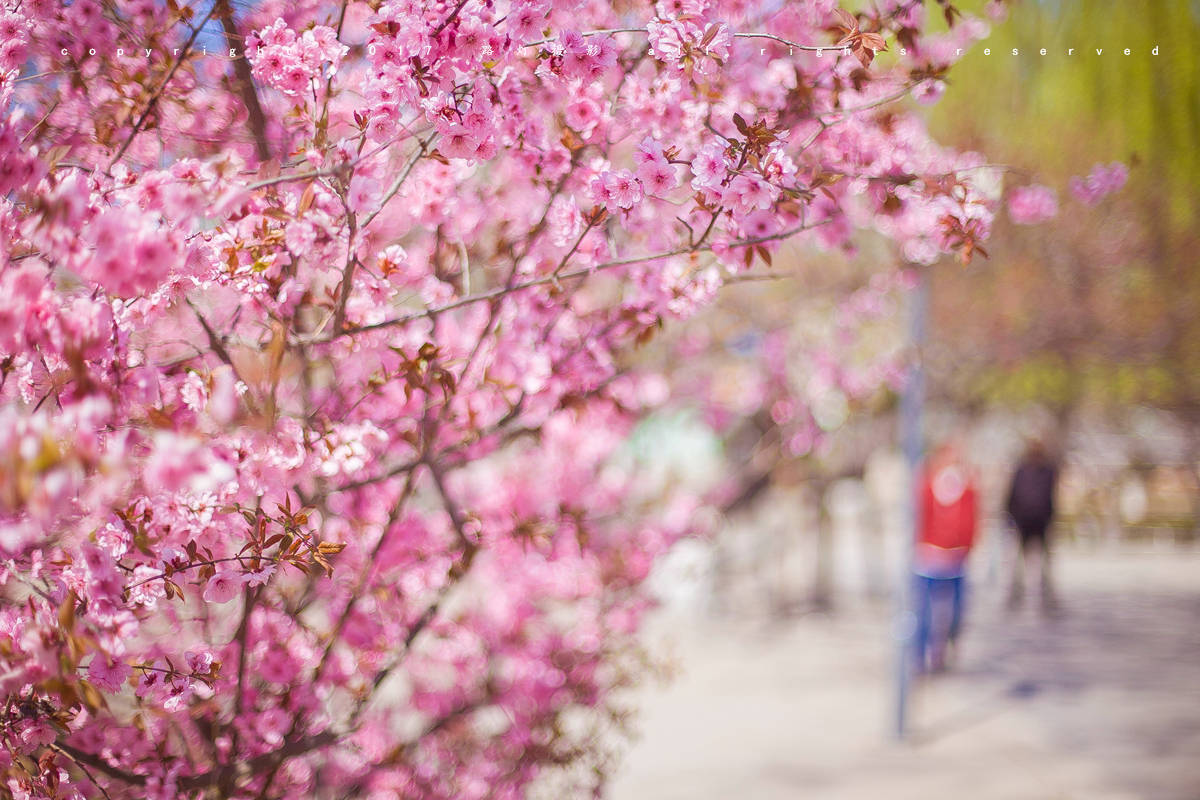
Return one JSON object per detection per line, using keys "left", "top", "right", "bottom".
{"left": 609, "top": 545, "right": 1200, "bottom": 800}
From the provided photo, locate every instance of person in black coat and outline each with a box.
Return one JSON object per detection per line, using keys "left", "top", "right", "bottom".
{"left": 1005, "top": 438, "right": 1060, "bottom": 613}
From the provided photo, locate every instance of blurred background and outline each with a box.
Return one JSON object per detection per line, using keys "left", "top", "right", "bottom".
{"left": 605, "top": 1, "right": 1200, "bottom": 798}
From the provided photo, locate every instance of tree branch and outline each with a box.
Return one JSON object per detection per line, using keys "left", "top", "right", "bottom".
{"left": 52, "top": 742, "right": 146, "bottom": 788}
{"left": 329, "top": 218, "right": 831, "bottom": 340}
{"left": 216, "top": 0, "right": 272, "bottom": 162}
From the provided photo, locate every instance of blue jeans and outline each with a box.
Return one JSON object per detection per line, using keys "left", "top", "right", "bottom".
{"left": 913, "top": 574, "right": 965, "bottom": 672}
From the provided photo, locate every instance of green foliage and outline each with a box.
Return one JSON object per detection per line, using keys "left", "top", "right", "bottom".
{"left": 975, "top": 355, "right": 1179, "bottom": 409}
{"left": 932, "top": 0, "right": 1200, "bottom": 213}
{"left": 924, "top": 0, "right": 1200, "bottom": 414}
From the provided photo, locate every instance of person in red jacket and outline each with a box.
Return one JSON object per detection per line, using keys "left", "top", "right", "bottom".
{"left": 912, "top": 441, "right": 979, "bottom": 673}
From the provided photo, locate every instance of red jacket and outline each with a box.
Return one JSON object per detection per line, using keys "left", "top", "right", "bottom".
{"left": 914, "top": 464, "right": 977, "bottom": 577}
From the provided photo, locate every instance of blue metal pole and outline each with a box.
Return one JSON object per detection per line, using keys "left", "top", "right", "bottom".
{"left": 894, "top": 266, "right": 928, "bottom": 739}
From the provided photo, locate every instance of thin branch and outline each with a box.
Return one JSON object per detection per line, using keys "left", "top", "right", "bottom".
{"left": 312, "top": 471, "right": 417, "bottom": 682}
{"left": 732, "top": 32, "right": 852, "bottom": 53}
{"left": 242, "top": 130, "right": 419, "bottom": 191}
{"left": 49, "top": 744, "right": 113, "bottom": 799}
{"left": 819, "top": 83, "right": 919, "bottom": 119}
{"left": 432, "top": 0, "right": 471, "bottom": 35}
{"left": 354, "top": 460, "right": 480, "bottom": 714}
{"left": 329, "top": 218, "right": 830, "bottom": 340}
{"left": 14, "top": 69, "right": 78, "bottom": 84}
{"left": 552, "top": 215, "right": 598, "bottom": 280}
{"left": 359, "top": 134, "right": 435, "bottom": 229}
{"left": 223, "top": 578, "right": 264, "bottom": 788}
{"left": 797, "top": 82, "right": 919, "bottom": 152}
{"left": 52, "top": 743, "right": 146, "bottom": 788}
{"left": 520, "top": 28, "right": 653, "bottom": 48}
{"left": 20, "top": 99, "right": 60, "bottom": 144}
{"left": 333, "top": 456, "right": 422, "bottom": 492}
{"left": 216, "top": 0, "right": 271, "bottom": 162}
{"left": 425, "top": 458, "right": 474, "bottom": 551}
{"left": 177, "top": 731, "right": 340, "bottom": 791}
{"left": 108, "top": 3, "right": 217, "bottom": 168}
{"left": 521, "top": 27, "right": 835, "bottom": 51}
{"left": 331, "top": 218, "right": 359, "bottom": 335}
{"left": 124, "top": 555, "right": 282, "bottom": 590}
{"left": 185, "top": 297, "right": 262, "bottom": 415}
{"left": 186, "top": 298, "right": 237, "bottom": 368}
{"left": 451, "top": 158, "right": 582, "bottom": 389}
{"left": 327, "top": 131, "right": 434, "bottom": 334}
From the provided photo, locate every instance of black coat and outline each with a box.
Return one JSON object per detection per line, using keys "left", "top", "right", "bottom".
{"left": 1006, "top": 461, "right": 1057, "bottom": 531}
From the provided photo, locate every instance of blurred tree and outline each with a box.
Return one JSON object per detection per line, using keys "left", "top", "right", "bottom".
{"left": 922, "top": 0, "right": 1200, "bottom": 433}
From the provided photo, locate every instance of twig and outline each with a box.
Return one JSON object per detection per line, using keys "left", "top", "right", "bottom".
{"left": 108, "top": 2, "right": 217, "bottom": 167}
{"left": 521, "top": 27, "right": 834, "bottom": 51}
{"left": 432, "top": 0, "right": 471, "bottom": 35}
{"left": 329, "top": 218, "right": 831, "bottom": 340}
{"left": 51, "top": 742, "right": 146, "bottom": 788}
{"left": 50, "top": 744, "right": 115, "bottom": 799}
{"left": 359, "top": 134, "right": 435, "bottom": 229}
{"left": 20, "top": 99, "right": 60, "bottom": 144}
{"left": 177, "top": 731, "right": 340, "bottom": 791}
{"left": 311, "top": 471, "right": 417, "bottom": 682}
{"left": 331, "top": 217, "right": 359, "bottom": 335}
{"left": 124, "top": 555, "right": 282, "bottom": 590}
{"left": 732, "top": 32, "right": 852, "bottom": 53}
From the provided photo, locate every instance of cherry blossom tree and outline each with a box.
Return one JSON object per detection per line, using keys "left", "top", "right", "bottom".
{"left": 1, "top": 0, "right": 1016, "bottom": 796}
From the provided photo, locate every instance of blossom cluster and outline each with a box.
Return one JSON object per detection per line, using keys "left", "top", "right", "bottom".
{"left": 1069, "top": 161, "right": 1129, "bottom": 205}
{"left": 247, "top": 20, "right": 348, "bottom": 97}
{"left": 1007, "top": 183, "right": 1059, "bottom": 225}
{"left": 0, "top": 0, "right": 1024, "bottom": 797}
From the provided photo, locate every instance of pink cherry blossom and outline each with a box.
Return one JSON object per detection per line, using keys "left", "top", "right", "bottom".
{"left": 202, "top": 570, "right": 244, "bottom": 604}
{"left": 346, "top": 174, "right": 379, "bottom": 215}
{"left": 605, "top": 169, "right": 644, "bottom": 210}
{"left": 1070, "top": 161, "right": 1129, "bottom": 205}
{"left": 912, "top": 79, "right": 947, "bottom": 105}
{"left": 86, "top": 654, "right": 131, "bottom": 692}
{"left": 16, "top": 721, "right": 55, "bottom": 752}
{"left": 690, "top": 142, "right": 730, "bottom": 189}
{"left": 439, "top": 124, "right": 479, "bottom": 160}
{"left": 1007, "top": 184, "right": 1059, "bottom": 224}
{"left": 243, "top": 563, "right": 276, "bottom": 587}
{"left": 639, "top": 160, "right": 677, "bottom": 195}
{"left": 634, "top": 136, "right": 668, "bottom": 168}
{"left": 646, "top": 18, "right": 687, "bottom": 63}
{"left": 509, "top": 3, "right": 550, "bottom": 44}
